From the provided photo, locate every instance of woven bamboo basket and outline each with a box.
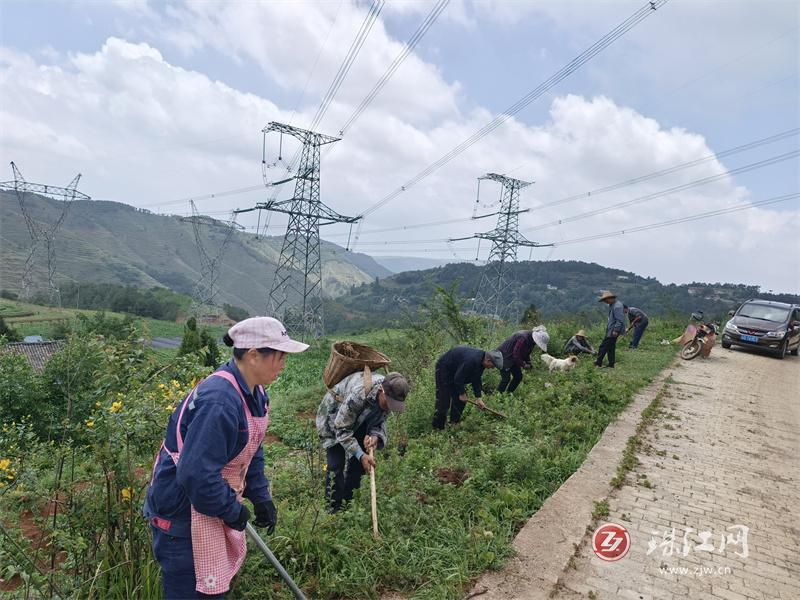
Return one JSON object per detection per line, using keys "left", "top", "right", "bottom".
{"left": 323, "top": 341, "right": 391, "bottom": 388}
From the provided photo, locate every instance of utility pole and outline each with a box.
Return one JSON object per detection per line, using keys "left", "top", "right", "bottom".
{"left": 236, "top": 122, "right": 360, "bottom": 340}
{"left": 452, "top": 173, "right": 550, "bottom": 320}
{"left": 181, "top": 202, "right": 241, "bottom": 317}
{"left": 0, "top": 162, "right": 90, "bottom": 305}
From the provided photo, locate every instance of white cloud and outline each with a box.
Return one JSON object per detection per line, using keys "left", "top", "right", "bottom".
{"left": 0, "top": 5, "right": 797, "bottom": 294}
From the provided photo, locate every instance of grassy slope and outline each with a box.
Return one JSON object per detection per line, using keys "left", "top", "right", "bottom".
{"left": 0, "top": 298, "right": 225, "bottom": 340}
{"left": 232, "top": 320, "right": 682, "bottom": 599}
{"left": 0, "top": 192, "right": 388, "bottom": 315}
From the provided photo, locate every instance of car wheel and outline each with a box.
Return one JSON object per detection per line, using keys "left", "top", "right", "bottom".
{"left": 721, "top": 341, "right": 731, "bottom": 349}
{"left": 776, "top": 340, "right": 787, "bottom": 360}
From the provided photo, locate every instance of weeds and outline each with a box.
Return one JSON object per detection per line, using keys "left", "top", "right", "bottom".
{"left": 0, "top": 314, "right": 681, "bottom": 599}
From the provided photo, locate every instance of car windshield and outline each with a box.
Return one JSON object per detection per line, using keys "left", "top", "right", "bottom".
{"left": 738, "top": 304, "right": 790, "bottom": 322}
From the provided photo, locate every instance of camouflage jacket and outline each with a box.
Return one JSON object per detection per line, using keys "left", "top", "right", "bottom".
{"left": 316, "top": 371, "right": 388, "bottom": 460}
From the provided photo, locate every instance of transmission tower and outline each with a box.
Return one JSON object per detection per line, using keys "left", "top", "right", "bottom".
{"left": 236, "top": 122, "right": 359, "bottom": 340}
{"left": 181, "top": 202, "right": 241, "bottom": 316}
{"left": 0, "top": 162, "right": 90, "bottom": 304}
{"left": 452, "top": 173, "right": 550, "bottom": 320}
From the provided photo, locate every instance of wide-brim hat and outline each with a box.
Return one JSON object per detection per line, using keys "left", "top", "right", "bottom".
{"left": 598, "top": 290, "right": 616, "bottom": 302}
{"left": 576, "top": 329, "right": 587, "bottom": 337}
{"left": 227, "top": 317, "right": 309, "bottom": 353}
{"left": 531, "top": 326, "right": 549, "bottom": 352}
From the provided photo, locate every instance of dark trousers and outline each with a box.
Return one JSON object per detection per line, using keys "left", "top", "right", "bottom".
{"left": 595, "top": 336, "right": 618, "bottom": 367}
{"left": 629, "top": 321, "right": 649, "bottom": 348}
{"left": 432, "top": 366, "right": 467, "bottom": 429}
{"left": 151, "top": 526, "right": 224, "bottom": 600}
{"left": 498, "top": 364, "right": 523, "bottom": 393}
{"left": 325, "top": 443, "right": 366, "bottom": 513}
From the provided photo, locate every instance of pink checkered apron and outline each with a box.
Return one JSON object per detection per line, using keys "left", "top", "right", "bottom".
{"left": 162, "top": 370, "right": 269, "bottom": 595}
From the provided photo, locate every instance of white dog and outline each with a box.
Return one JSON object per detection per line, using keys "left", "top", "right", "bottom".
{"left": 541, "top": 353, "right": 578, "bottom": 373}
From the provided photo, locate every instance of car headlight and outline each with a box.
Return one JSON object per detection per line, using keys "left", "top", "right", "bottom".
{"left": 766, "top": 329, "right": 786, "bottom": 337}
{"left": 724, "top": 322, "right": 738, "bottom": 332}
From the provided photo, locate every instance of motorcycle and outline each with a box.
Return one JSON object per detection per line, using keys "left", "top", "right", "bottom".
{"left": 678, "top": 311, "right": 719, "bottom": 360}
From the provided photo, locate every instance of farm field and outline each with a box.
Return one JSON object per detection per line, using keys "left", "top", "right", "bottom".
{"left": 0, "top": 298, "right": 226, "bottom": 340}
{"left": 0, "top": 309, "right": 682, "bottom": 599}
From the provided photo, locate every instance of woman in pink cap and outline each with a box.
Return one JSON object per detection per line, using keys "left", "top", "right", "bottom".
{"left": 144, "top": 317, "right": 308, "bottom": 599}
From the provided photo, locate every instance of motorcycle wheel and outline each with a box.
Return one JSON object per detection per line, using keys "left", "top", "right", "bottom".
{"left": 681, "top": 340, "right": 703, "bottom": 360}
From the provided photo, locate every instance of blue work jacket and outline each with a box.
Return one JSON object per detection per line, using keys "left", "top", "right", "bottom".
{"left": 606, "top": 300, "right": 626, "bottom": 337}
{"left": 143, "top": 360, "right": 271, "bottom": 538}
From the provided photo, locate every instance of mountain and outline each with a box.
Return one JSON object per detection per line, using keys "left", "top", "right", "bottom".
{"left": 372, "top": 256, "right": 467, "bottom": 274}
{"left": 0, "top": 191, "right": 390, "bottom": 315}
{"left": 324, "top": 260, "right": 800, "bottom": 333}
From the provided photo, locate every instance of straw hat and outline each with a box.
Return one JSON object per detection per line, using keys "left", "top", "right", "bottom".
{"left": 597, "top": 290, "right": 616, "bottom": 302}
{"left": 576, "top": 329, "right": 587, "bottom": 337}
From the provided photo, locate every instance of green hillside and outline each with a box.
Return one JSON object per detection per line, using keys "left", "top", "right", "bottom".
{"left": 325, "top": 260, "right": 800, "bottom": 332}
{"left": 0, "top": 191, "right": 390, "bottom": 314}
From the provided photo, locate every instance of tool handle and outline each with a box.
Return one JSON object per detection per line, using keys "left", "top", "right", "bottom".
{"left": 369, "top": 448, "right": 379, "bottom": 538}
{"left": 245, "top": 522, "right": 307, "bottom": 600}
{"left": 466, "top": 398, "right": 507, "bottom": 419}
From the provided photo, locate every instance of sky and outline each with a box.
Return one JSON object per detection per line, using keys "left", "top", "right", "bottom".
{"left": 0, "top": 0, "right": 798, "bottom": 293}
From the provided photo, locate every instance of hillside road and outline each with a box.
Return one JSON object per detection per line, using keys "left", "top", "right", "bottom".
{"left": 552, "top": 346, "right": 800, "bottom": 599}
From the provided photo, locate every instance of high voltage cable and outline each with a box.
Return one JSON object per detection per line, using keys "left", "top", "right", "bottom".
{"left": 328, "top": 193, "right": 799, "bottom": 253}
{"left": 320, "top": 127, "right": 800, "bottom": 239}
{"left": 309, "top": 0, "right": 385, "bottom": 133}
{"left": 285, "top": 0, "right": 346, "bottom": 128}
{"left": 523, "top": 149, "right": 800, "bottom": 233}
{"left": 264, "top": 0, "right": 385, "bottom": 202}
{"left": 537, "top": 127, "right": 799, "bottom": 210}
{"left": 547, "top": 193, "right": 799, "bottom": 246}
{"left": 355, "top": 0, "right": 669, "bottom": 221}
{"left": 338, "top": 0, "right": 449, "bottom": 136}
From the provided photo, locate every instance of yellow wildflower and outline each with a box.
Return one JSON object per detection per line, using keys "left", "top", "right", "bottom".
{"left": 95, "top": 401, "right": 101, "bottom": 408}
{"left": 110, "top": 401, "right": 123, "bottom": 413}
{"left": 2, "top": 425, "right": 8, "bottom": 433}
{"left": 165, "top": 405, "right": 174, "bottom": 412}
{"left": 159, "top": 383, "right": 166, "bottom": 390}
{"left": 0, "top": 459, "right": 10, "bottom": 471}
{"left": 171, "top": 380, "right": 180, "bottom": 389}
{"left": 121, "top": 487, "right": 133, "bottom": 502}
{"left": 85, "top": 420, "right": 95, "bottom": 428}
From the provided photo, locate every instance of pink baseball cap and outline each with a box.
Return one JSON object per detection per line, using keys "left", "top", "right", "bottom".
{"left": 226, "top": 317, "right": 309, "bottom": 353}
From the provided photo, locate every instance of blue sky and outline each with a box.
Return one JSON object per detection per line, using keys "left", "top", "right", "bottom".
{"left": 1, "top": 0, "right": 798, "bottom": 292}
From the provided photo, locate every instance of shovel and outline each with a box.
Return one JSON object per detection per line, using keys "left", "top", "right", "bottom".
{"left": 245, "top": 522, "right": 307, "bottom": 600}
{"left": 465, "top": 398, "right": 507, "bottom": 419}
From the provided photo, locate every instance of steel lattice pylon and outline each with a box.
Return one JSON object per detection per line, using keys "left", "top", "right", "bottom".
{"left": 236, "top": 122, "right": 359, "bottom": 340}
{"left": 181, "top": 202, "right": 241, "bottom": 316}
{"left": 0, "top": 162, "right": 90, "bottom": 305}
{"left": 453, "top": 173, "right": 550, "bottom": 320}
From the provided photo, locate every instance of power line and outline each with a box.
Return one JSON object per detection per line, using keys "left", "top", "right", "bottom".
{"left": 547, "top": 192, "right": 799, "bottom": 246}
{"left": 262, "top": 1, "right": 385, "bottom": 204}
{"left": 321, "top": 128, "right": 800, "bottom": 239}
{"left": 337, "top": 0, "right": 449, "bottom": 136}
{"left": 537, "top": 127, "right": 799, "bottom": 210}
{"left": 523, "top": 149, "right": 800, "bottom": 233}
{"left": 285, "top": 0, "right": 346, "bottom": 127}
{"left": 355, "top": 0, "right": 670, "bottom": 221}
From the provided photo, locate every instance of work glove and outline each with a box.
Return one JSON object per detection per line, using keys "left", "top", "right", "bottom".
{"left": 253, "top": 500, "right": 278, "bottom": 534}
{"left": 223, "top": 503, "right": 250, "bottom": 531}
